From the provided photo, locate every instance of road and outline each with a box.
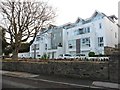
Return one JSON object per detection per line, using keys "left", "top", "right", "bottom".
{"left": 3, "top": 75, "right": 82, "bottom": 88}
{"left": 1, "top": 71, "right": 116, "bottom": 90}
{"left": 2, "top": 75, "right": 103, "bottom": 89}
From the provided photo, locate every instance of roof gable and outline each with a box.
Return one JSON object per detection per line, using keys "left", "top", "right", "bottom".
{"left": 75, "top": 10, "right": 105, "bottom": 24}
{"left": 89, "top": 10, "right": 104, "bottom": 20}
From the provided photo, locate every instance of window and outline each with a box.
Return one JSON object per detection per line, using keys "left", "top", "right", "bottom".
{"left": 115, "top": 44, "right": 117, "bottom": 48}
{"left": 68, "top": 40, "right": 76, "bottom": 49}
{"left": 45, "top": 44, "right": 47, "bottom": 50}
{"left": 37, "top": 55, "right": 41, "bottom": 57}
{"left": 84, "top": 27, "right": 90, "bottom": 33}
{"left": 40, "top": 37, "right": 43, "bottom": 40}
{"left": 82, "top": 37, "right": 90, "bottom": 47}
{"left": 36, "top": 37, "right": 40, "bottom": 41}
{"left": 58, "top": 43, "right": 62, "bottom": 47}
{"left": 75, "top": 27, "right": 90, "bottom": 35}
{"left": 99, "top": 23, "right": 102, "bottom": 29}
{"left": 87, "top": 27, "right": 90, "bottom": 33}
{"left": 36, "top": 44, "right": 39, "bottom": 50}
{"left": 98, "top": 37, "right": 104, "bottom": 47}
{"left": 32, "top": 44, "right": 39, "bottom": 50}
{"left": 78, "top": 28, "right": 84, "bottom": 34}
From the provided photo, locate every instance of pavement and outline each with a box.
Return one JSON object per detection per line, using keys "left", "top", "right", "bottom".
{"left": 0, "top": 70, "right": 39, "bottom": 78}
{"left": 92, "top": 81, "right": 120, "bottom": 89}
{"left": 1, "top": 70, "right": 120, "bottom": 89}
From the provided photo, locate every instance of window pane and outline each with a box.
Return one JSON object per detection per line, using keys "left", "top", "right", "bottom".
{"left": 81, "top": 37, "right": 90, "bottom": 47}
{"left": 98, "top": 37, "right": 104, "bottom": 47}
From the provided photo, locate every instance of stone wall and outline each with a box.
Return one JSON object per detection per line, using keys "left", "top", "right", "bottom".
{"left": 104, "top": 46, "right": 116, "bottom": 55}
{"left": 2, "top": 60, "right": 118, "bottom": 83}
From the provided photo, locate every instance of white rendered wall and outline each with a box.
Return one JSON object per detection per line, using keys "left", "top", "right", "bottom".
{"left": 103, "top": 17, "right": 118, "bottom": 48}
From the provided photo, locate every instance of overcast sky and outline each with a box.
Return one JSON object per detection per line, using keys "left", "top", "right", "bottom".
{"left": 47, "top": 0, "right": 119, "bottom": 26}
{"left": 0, "top": 0, "right": 119, "bottom": 26}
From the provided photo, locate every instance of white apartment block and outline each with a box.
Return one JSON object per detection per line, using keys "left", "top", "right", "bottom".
{"left": 66, "top": 11, "right": 118, "bottom": 56}
{"left": 27, "top": 10, "right": 118, "bottom": 59}
{"left": 29, "top": 29, "right": 52, "bottom": 58}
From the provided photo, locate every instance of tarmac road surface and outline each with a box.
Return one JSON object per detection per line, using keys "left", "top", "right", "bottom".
{"left": 1, "top": 70, "right": 118, "bottom": 90}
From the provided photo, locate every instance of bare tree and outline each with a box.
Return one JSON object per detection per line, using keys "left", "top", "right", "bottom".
{"left": 0, "top": 0, "right": 56, "bottom": 60}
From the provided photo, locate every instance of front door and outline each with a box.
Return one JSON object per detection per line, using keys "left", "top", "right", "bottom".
{"left": 76, "top": 39, "right": 80, "bottom": 54}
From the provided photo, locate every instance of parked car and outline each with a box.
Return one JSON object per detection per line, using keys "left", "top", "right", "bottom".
{"left": 86, "top": 56, "right": 109, "bottom": 61}
{"left": 98, "top": 57, "right": 109, "bottom": 61}
{"left": 73, "top": 54, "right": 86, "bottom": 59}
{"left": 57, "top": 54, "right": 74, "bottom": 59}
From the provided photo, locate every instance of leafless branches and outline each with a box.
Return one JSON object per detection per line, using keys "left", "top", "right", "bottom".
{"left": 0, "top": 0, "right": 56, "bottom": 59}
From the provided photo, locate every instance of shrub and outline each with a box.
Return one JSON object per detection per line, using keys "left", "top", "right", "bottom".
{"left": 41, "top": 53, "right": 49, "bottom": 60}
{"left": 88, "top": 52, "right": 95, "bottom": 57}
{"left": 98, "top": 54, "right": 104, "bottom": 57}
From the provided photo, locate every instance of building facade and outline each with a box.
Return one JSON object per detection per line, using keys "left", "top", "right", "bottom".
{"left": 28, "top": 11, "right": 118, "bottom": 59}
{"left": 66, "top": 11, "right": 118, "bottom": 56}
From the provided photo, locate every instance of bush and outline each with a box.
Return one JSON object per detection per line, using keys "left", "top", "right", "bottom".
{"left": 41, "top": 53, "right": 49, "bottom": 60}
{"left": 88, "top": 52, "right": 95, "bottom": 57}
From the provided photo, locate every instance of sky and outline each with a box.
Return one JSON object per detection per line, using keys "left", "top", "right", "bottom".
{"left": 0, "top": 0, "right": 119, "bottom": 26}
{"left": 47, "top": 0, "right": 119, "bottom": 26}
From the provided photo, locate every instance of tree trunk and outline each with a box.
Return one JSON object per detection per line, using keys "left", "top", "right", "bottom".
{"left": 12, "top": 43, "right": 20, "bottom": 60}
{"left": 12, "top": 49, "right": 18, "bottom": 60}
{"left": 12, "top": 46, "right": 19, "bottom": 60}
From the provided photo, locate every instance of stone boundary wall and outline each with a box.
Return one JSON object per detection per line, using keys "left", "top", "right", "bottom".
{"left": 2, "top": 61, "right": 118, "bottom": 82}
